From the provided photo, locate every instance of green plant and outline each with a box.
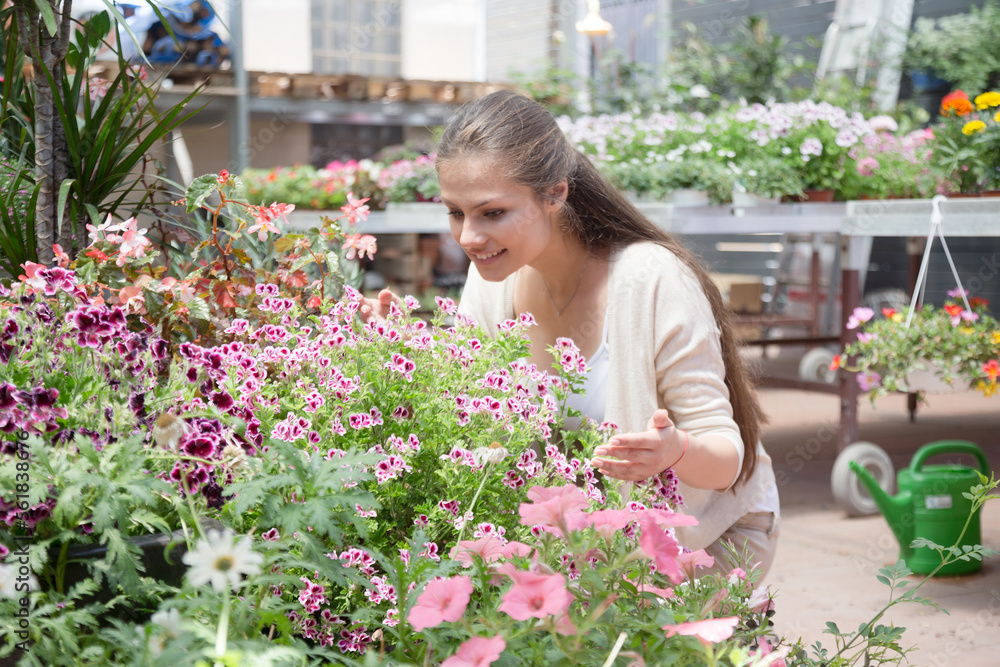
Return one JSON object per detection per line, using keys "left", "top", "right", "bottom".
{"left": 837, "top": 295, "right": 1000, "bottom": 402}
{"left": 904, "top": 0, "right": 1000, "bottom": 93}
{"left": 787, "top": 473, "right": 999, "bottom": 666}
{"left": 653, "top": 155, "right": 734, "bottom": 203}
{"left": 3, "top": 4, "right": 203, "bottom": 266}
{"left": 510, "top": 64, "right": 580, "bottom": 118}
{"left": 927, "top": 89, "right": 1000, "bottom": 193}
{"left": 730, "top": 153, "right": 804, "bottom": 200}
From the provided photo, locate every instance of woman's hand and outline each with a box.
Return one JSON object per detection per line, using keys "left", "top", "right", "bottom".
{"left": 359, "top": 289, "right": 402, "bottom": 323}
{"left": 589, "top": 409, "right": 683, "bottom": 482}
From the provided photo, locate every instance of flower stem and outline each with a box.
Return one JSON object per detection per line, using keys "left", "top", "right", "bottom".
{"left": 600, "top": 632, "right": 627, "bottom": 667}
{"left": 215, "top": 588, "right": 231, "bottom": 665}
{"left": 455, "top": 462, "right": 493, "bottom": 543}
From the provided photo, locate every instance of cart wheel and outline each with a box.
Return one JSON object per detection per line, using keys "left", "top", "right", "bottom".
{"left": 798, "top": 347, "right": 837, "bottom": 384}
{"left": 831, "top": 442, "right": 895, "bottom": 517}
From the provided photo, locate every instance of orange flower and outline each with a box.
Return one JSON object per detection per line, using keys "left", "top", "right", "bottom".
{"left": 944, "top": 303, "right": 963, "bottom": 318}
{"left": 881, "top": 307, "right": 896, "bottom": 318}
{"left": 940, "top": 90, "right": 974, "bottom": 117}
{"left": 984, "top": 359, "right": 1000, "bottom": 381}
{"left": 970, "top": 296, "right": 989, "bottom": 309}
{"left": 829, "top": 354, "right": 841, "bottom": 371}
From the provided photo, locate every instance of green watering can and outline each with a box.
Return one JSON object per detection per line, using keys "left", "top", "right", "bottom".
{"left": 850, "top": 440, "right": 992, "bottom": 576}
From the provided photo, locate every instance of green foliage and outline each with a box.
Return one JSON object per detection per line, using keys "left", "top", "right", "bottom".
{"left": 730, "top": 153, "right": 805, "bottom": 200}
{"left": 510, "top": 64, "right": 579, "bottom": 118}
{"left": 904, "top": 0, "right": 1000, "bottom": 92}
{"left": 669, "top": 16, "right": 806, "bottom": 108}
{"left": 841, "top": 298, "right": 1000, "bottom": 401}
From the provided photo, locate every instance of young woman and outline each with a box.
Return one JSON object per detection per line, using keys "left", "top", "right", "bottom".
{"left": 363, "top": 90, "right": 780, "bottom": 578}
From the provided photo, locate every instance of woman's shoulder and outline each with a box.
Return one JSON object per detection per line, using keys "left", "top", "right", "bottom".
{"left": 610, "top": 241, "right": 691, "bottom": 284}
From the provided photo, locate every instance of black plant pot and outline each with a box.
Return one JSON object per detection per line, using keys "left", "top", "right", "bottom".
{"left": 0, "top": 520, "right": 222, "bottom": 666}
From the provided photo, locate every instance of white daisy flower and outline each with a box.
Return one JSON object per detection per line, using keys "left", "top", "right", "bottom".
{"left": 0, "top": 563, "right": 38, "bottom": 599}
{"left": 181, "top": 529, "right": 263, "bottom": 592}
{"left": 148, "top": 608, "right": 183, "bottom": 657}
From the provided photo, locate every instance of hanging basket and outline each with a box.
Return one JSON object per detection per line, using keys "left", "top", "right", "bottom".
{"left": 900, "top": 358, "right": 968, "bottom": 394}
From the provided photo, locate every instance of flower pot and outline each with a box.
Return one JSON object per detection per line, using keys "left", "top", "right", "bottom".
{"left": 670, "top": 189, "right": 710, "bottom": 207}
{"left": 731, "top": 191, "right": 780, "bottom": 207}
{"left": 900, "top": 359, "right": 968, "bottom": 394}
{"left": 787, "top": 189, "right": 835, "bottom": 203}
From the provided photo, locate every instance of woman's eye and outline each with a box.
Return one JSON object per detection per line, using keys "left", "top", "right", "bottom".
{"left": 484, "top": 209, "right": 504, "bottom": 218}
{"left": 446, "top": 210, "right": 464, "bottom": 218}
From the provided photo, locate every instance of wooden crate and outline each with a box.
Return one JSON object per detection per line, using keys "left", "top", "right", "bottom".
{"left": 253, "top": 73, "right": 291, "bottom": 98}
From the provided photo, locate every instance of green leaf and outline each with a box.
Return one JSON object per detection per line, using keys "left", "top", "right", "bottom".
{"left": 186, "top": 174, "right": 219, "bottom": 213}
{"left": 824, "top": 621, "right": 841, "bottom": 636}
{"left": 56, "top": 178, "right": 76, "bottom": 229}
{"left": 32, "top": 0, "right": 58, "bottom": 35}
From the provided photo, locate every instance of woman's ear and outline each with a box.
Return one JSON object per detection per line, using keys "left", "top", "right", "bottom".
{"left": 545, "top": 179, "right": 569, "bottom": 209}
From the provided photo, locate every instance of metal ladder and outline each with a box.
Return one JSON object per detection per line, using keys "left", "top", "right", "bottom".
{"left": 815, "top": 0, "right": 916, "bottom": 111}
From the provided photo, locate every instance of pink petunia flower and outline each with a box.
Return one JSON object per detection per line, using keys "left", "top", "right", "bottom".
{"left": 450, "top": 535, "right": 506, "bottom": 567}
{"left": 495, "top": 564, "right": 570, "bottom": 621}
{"left": 518, "top": 485, "right": 590, "bottom": 537}
{"left": 638, "top": 517, "right": 684, "bottom": 584}
{"left": 663, "top": 617, "right": 739, "bottom": 647}
{"left": 675, "top": 548, "right": 714, "bottom": 581}
{"left": 441, "top": 635, "right": 506, "bottom": 667}
{"left": 407, "top": 575, "right": 473, "bottom": 631}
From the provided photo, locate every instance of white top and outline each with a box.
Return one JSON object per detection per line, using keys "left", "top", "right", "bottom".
{"left": 458, "top": 241, "right": 779, "bottom": 550}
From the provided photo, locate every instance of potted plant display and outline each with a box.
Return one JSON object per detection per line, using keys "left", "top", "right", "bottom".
{"left": 834, "top": 292, "right": 1000, "bottom": 400}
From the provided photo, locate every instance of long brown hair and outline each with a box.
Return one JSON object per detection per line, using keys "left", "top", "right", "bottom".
{"left": 437, "top": 91, "right": 766, "bottom": 486}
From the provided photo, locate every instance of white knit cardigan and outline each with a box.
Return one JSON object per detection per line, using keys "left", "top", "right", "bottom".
{"left": 457, "top": 241, "right": 777, "bottom": 550}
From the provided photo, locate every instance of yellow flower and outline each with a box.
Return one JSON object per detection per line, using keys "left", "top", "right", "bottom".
{"left": 976, "top": 379, "right": 998, "bottom": 397}
{"left": 992, "top": 331, "right": 1000, "bottom": 345}
{"left": 975, "top": 91, "right": 1000, "bottom": 109}
{"left": 996, "top": 111, "right": 1000, "bottom": 123}
{"left": 890, "top": 313, "right": 904, "bottom": 323}
{"left": 959, "top": 326, "right": 976, "bottom": 335}
{"left": 962, "top": 120, "right": 987, "bottom": 135}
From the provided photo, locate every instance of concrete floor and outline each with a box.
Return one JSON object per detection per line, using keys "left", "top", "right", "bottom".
{"left": 759, "top": 387, "right": 1000, "bottom": 666}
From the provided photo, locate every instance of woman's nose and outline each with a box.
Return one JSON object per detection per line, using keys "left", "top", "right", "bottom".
{"left": 459, "top": 220, "right": 486, "bottom": 248}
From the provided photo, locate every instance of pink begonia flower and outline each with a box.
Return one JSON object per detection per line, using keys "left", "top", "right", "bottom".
{"left": 675, "top": 549, "right": 714, "bottom": 581}
{"left": 846, "top": 306, "right": 875, "bottom": 330}
{"left": 495, "top": 564, "right": 570, "bottom": 621}
{"left": 118, "top": 285, "right": 146, "bottom": 314}
{"left": 88, "top": 77, "right": 110, "bottom": 101}
{"left": 518, "top": 485, "right": 590, "bottom": 537}
{"left": 115, "top": 218, "right": 150, "bottom": 266}
{"left": 638, "top": 517, "right": 684, "bottom": 584}
{"left": 52, "top": 244, "right": 70, "bottom": 268}
{"left": 663, "top": 617, "right": 739, "bottom": 647}
{"left": 407, "top": 575, "right": 473, "bottom": 631}
{"left": 340, "top": 191, "right": 370, "bottom": 227}
{"left": 18, "top": 261, "right": 46, "bottom": 290}
{"left": 342, "top": 233, "right": 378, "bottom": 260}
{"left": 450, "top": 535, "right": 505, "bottom": 567}
{"left": 727, "top": 567, "right": 748, "bottom": 585}
{"left": 247, "top": 202, "right": 293, "bottom": 241}
{"left": 441, "top": 635, "right": 506, "bottom": 667}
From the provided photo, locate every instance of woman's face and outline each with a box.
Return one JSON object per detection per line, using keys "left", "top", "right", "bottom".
{"left": 438, "top": 157, "right": 564, "bottom": 282}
